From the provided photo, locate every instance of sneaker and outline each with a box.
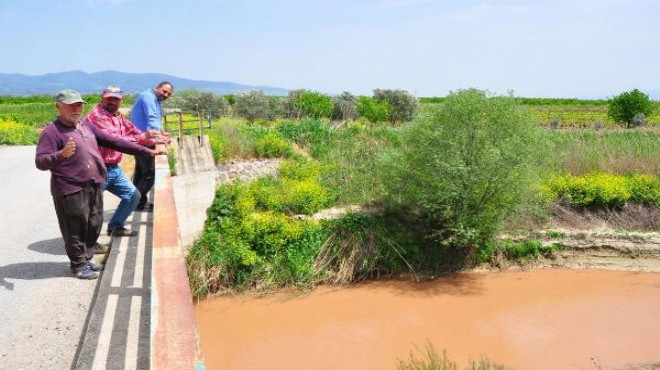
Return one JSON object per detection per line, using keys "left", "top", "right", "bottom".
{"left": 136, "top": 203, "right": 154, "bottom": 212}
{"left": 88, "top": 260, "right": 104, "bottom": 272}
{"left": 93, "top": 243, "right": 111, "bottom": 254}
{"left": 74, "top": 265, "right": 98, "bottom": 280}
{"left": 107, "top": 227, "right": 138, "bottom": 237}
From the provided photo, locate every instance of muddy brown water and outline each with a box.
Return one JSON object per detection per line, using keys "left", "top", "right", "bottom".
{"left": 194, "top": 268, "right": 660, "bottom": 369}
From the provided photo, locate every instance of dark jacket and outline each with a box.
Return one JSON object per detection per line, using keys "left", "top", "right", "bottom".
{"left": 35, "top": 118, "right": 153, "bottom": 197}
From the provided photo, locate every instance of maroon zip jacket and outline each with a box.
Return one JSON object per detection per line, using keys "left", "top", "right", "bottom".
{"left": 35, "top": 118, "right": 154, "bottom": 197}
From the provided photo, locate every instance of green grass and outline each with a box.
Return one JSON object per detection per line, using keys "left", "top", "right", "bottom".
{"left": 544, "top": 230, "right": 567, "bottom": 238}
{"left": 527, "top": 106, "right": 660, "bottom": 128}
{"left": 4, "top": 96, "right": 659, "bottom": 298}
{"left": 397, "top": 342, "right": 505, "bottom": 370}
{"left": 167, "top": 145, "right": 177, "bottom": 176}
{"left": 420, "top": 100, "right": 660, "bottom": 128}
{"left": 548, "top": 129, "right": 660, "bottom": 175}
{"left": 0, "top": 102, "right": 58, "bottom": 128}
{"left": 0, "top": 118, "right": 39, "bottom": 145}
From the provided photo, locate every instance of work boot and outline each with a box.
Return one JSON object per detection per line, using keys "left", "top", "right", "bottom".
{"left": 93, "top": 243, "right": 111, "bottom": 254}
{"left": 136, "top": 203, "right": 154, "bottom": 212}
{"left": 88, "top": 260, "right": 104, "bottom": 272}
{"left": 107, "top": 227, "right": 138, "bottom": 237}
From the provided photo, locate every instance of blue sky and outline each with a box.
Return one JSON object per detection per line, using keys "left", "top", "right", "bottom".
{"left": 1, "top": 0, "right": 659, "bottom": 98}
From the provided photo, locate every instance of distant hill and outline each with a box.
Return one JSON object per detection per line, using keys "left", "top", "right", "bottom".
{"left": 0, "top": 70, "right": 290, "bottom": 96}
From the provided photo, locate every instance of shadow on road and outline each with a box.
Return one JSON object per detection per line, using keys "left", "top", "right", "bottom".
{"left": 0, "top": 262, "right": 71, "bottom": 290}
{"left": 27, "top": 237, "right": 65, "bottom": 255}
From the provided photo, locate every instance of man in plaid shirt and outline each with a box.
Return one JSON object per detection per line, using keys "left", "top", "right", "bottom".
{"left": 83, "top": 85, "right": 170, "bottom": 237}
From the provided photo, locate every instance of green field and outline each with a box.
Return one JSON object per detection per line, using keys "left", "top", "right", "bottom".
{"left": 10, "top": 92, "right": 655, "bottom": 295}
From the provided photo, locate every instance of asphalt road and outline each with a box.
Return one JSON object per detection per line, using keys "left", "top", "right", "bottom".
{"left": 0, "top": 145, "right": 99, "bottom": 370}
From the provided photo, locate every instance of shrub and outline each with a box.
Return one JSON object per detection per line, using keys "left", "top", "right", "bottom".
{"left": 224, "top": 94, "right": 236, "bottom": 105}
{"left": 544, "top": 172, "right": 660, "bottom": 208}
{"left": 284, "top": 178, "right": 331, "bottom": 215}
{"left": 206, "top": 181, "right": 256, "bottom": 224}
{"left": 314, "top": 213, "right": 415, "bottom": 284}
{"left": 0, "top": 118, "right": 38, "bottom": 145}
{"left": 626, "top": 174, "right": 660, "bottom": 205}
{"left": 285, "top": 90, "right": 333, "bottom": 119}
{"left": 250, "top": 177, "right": 288, "bottom": 212}
{"left": 381, "top": 89, "right": 552, "bottom": 250}
{"left": 475, "top": 242, "right": 494, "bottom": 264}
{"left": 253, "top": 133, "right": 292, "bottom": 158}
{"left": 279, "top": 157, "right": 324, "bottom": 180}
{"left": 545, "top": 173, "right": 630, "bottom": 209}
{"left": 607, "top": 89, "right": 654, "bottom": 128}
{"left": 357, "top": 96, "right": 391, "bottom": 123}
{"left": 242, "top": 212, "right": 304, "bottom": 255}
{"left": 207, "top": 131, "right": 226, "bottom": 162}
{"left": 276, "top": 119, "right": 333, "bottom": 158}
{"left": 246, "top": 156, "right": 332, "bottom": 216}
{"left": 631, "top": 113, "right": 647, "bottom": 128}
{"left": 332, "top": 91, "right": 359, "bottom": 121}
{"left": 206, "top": 121, "right": 261, "bottom": 160}
{"left": 233, "top": 90, "right": 277, "bottom": 122}
{"left": 317, "top": 125, "right": 400, "bottom": 205}
{"left": 373, "top": 89, "right": 418, "bottom": 124}
{"left": 165, "top": 89, "right": 230, "bottom": 118}
{"left": 500, "top": 239, "right": 542, "bottom": 260}
{"left": 187, "top": 179, "right": 329, "bottom": 295}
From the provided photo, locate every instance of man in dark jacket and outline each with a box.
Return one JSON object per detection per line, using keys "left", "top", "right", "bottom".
{"left": 35, "top": 89, "right": 165, "bottom": 280}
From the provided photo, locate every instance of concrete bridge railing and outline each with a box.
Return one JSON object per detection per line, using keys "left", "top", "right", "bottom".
{"left": 152, "top": 148, "right": 205, "bottom": 370}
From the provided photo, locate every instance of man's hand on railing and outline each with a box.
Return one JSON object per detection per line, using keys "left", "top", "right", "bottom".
{"left": 149, "top": 148, "right": 167, "bottom": 157}
{"left": 146, "top": 130, "right": 172, "bottom": 145}
{"left": 161, "top": 131, "right": 172, "bottom": 144}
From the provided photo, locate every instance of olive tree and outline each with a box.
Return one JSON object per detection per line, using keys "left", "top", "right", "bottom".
{"left": 165, "top": 89, "right": 230, "bottom": 118}
{"left": 373, "top": 89, "right": 418, "bottom": 124}
{"left": 233, "top": 90, "right": 278, "bottom": 122}
{"left": 331, "top": 91, "right": 359, "bottom": 122}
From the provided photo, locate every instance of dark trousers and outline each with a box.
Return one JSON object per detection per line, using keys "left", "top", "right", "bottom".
{"left": 133, "top": 148, "right": 155, "bottom": 207}
{"left": 53, "top": 184, "right": 103, "bottom": 270}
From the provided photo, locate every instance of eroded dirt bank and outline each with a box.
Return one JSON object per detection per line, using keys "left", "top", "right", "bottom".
{"left": 504, "top": 228, "right": 660, "bottom": 273}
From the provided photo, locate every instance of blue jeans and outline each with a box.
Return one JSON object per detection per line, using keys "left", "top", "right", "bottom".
{"left": 102, "top": 165, "right": 140, "bottom": 231}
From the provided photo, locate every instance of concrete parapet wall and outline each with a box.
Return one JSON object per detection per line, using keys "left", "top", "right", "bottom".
{"left": 152, "top": 150, "right": 205, "bottom": 370}
{"left": 154, "top": 155, "right": 281, "bottom": 368}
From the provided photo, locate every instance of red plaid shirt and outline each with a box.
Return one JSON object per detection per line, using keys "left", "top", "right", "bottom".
{"left": 83, "top": 104, "right": 155, "bottom": 165}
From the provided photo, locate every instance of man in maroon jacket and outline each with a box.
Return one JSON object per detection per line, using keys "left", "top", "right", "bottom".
{"left": 35, "top": 89, "right": 165, "bottom": 280}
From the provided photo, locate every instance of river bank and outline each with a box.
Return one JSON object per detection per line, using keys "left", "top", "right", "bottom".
{"left": 491, "top": 227, "right": 660, "bottom": 273}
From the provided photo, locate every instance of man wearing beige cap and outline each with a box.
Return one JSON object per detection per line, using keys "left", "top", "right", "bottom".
{"left": 36, "top": 89, "right": 165, "bottom": 280}
{"left": 83, "top": 85, "right": 169, "bottom": 237}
